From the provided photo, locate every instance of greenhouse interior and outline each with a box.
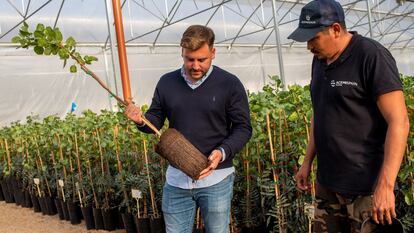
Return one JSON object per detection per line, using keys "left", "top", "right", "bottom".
{"left": 0, "top": 0, "right": 414, "bottom": 232}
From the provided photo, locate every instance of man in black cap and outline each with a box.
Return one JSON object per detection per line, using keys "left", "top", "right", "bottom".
{"left": 290, "top": 0, "right": 409, "bottom": 232}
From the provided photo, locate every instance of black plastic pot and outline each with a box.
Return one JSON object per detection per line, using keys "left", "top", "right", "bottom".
{"left": 61, "top": 200, "right": 70, "bottom": 221}
{"left": 9, "top": 176, "right": 20, "bottom": 205}
{"left": 38, "top": 197, "right": 48, "bottom": 215}
{"left": 1, "top": 180, "right": 13, "bottom": 203}
{"left": 361, "top": 217, "right": 405, "bottom": 233}
{"left": 81, "top": 205, "right": 95, "bottom": 230}
{"left": 54, "top": 198, "right": 65, "bottom": 220}
{"left": 93, "top": 207, "right": 105, "bottom": 230}
{"left": 121, "top": 212, "right": 136, "bottom": 233}
{"left": 0, "top": 183, "right": 4, "bottom": 201}
{"left": 15, "top": 190, "right": 24, "bottom": 206}
{"left": 44, "top": 196, "right": 57, "bottom": 215}
{"left": 30, "top": 194, "right": 41, "bottom": 212}
{"left": 5, "top": 177, "right": 15, "bottom": 203}
{"left": 67, "top": 201, "right": 81, "bottom": 224}
{"left": 12, "top": 178, "right": 24, "bottom": 206}
{"left": 150, "top": 216, "right": 165, "bottom": 233}
{"left": 133, "top": 216, "right": 150, "bottom": 233}
{"left": 252, "top": 221, "right": 267, "bottom": 233}
{"left": 22, "top": 191, "right": 32, "bottom": 208}
{"left": 102, "top": 208, "right": 117, "bottom": 231}
{"left": 116, "top": 209, "right": 124, "bottom": 229}
{"left": 241, "top": 227, "right": 254, "bottom": 233}
{"left": 77, "top": 204, "right": 84, "bottom": 220}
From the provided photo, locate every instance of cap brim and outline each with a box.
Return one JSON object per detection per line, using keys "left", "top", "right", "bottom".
{"left": 288, "top": 27, "right": 324, "bottom": 42}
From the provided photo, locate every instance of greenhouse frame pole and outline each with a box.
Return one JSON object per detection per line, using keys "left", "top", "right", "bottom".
{"left": 365, "top": 0, "right": 373, "bottom": 38}
{"left": 259, "top": 47, "right": 267, "bottom": 86}
{"left": 103, "top": 48, "right": 114, "bottom": 111}
{"left": 271, "top": 0, "right": 286, "bottom": 89}
{"left": 111, "top": 0, "right": 132, "bottom": 102}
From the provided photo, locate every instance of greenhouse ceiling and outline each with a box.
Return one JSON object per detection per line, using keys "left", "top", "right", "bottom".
{"left": 1, "top": 0, "right": 414, "bottom": 49}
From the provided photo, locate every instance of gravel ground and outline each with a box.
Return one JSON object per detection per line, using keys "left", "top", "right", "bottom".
{"left": 0, "top": 201, "right": 124, "bottom": 233}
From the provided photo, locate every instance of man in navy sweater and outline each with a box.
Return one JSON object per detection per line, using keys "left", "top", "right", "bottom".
{"left": 125, "top": 25, "right": 252, "bottom": 233}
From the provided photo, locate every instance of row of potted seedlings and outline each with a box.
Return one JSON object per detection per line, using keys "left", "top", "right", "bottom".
{"left": 0, "top": 110, "right": 165, "bottom": 233}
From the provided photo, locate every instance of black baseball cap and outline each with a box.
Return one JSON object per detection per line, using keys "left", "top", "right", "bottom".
{"left": 288, "top": 0, "right": 345, "bottom": 42}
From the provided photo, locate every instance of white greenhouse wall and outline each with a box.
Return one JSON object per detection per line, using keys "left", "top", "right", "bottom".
{"left": 0, "top": 45, "right": 413, "bottom": 126}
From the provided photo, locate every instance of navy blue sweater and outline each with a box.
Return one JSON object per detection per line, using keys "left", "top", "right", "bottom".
{"left": 139, "top": 66, "right": 252, "bottom": 169}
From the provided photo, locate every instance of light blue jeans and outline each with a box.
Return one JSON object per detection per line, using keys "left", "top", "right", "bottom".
{"left": 162, "top": 173, "right": 235, "bottom": 233}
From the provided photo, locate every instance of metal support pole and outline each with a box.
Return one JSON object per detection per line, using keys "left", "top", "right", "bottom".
{"left": 259, "top": 47, "right": 267, "bottom": 86}
{"left": 112, "top": 0, "right": 132, "bottom": 102}
{"left": 271, "top": 0, "right": 286, "bottom": 89}
{"left": 104, "top": 0, "right": 121, "bottom": 98}
{"left": 366, "top": 0, "right": 373, "bottom": 38}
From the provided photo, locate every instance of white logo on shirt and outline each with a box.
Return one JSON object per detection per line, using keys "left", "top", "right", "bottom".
{"left": 331, "top": 80, "right": 358, "bottom": 87}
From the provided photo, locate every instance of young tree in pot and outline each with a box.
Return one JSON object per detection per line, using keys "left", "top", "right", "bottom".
{"left": 125, "top": 171, "right": 149, "bottom": 233}
{"left": 13, "top": 120, "right": 42, "bottom": 212}
{"left": 21, "top": 149, "right": 35, "bottom": 209}
{"left": 0, "top": 160, "right": 5, "bottom": 201}
{"left": 125, "top": 134, "right": 152, "bottom": 233}
{"left": 60, "top": 114, "right": 82, "bottom": 224}
{"left": 0, "top": 137, "right": 4, "bottom": 198}
{"left": 32, "top": 129, "right": 58, "bottom": 216}
{"left": 5, "top": 122, "right": 25, "bottom": 205}
{"left": 11, "top": 155, "right": 25, "bottom": 206}
{"left": 115, "top": 120, "right": 141, "bottom": 233}
{"left": 93, "top": 112, "right": 120, "bottom": 231}
{"left": 231, "top": 144, "right": 264, "bottom": 233}
{"left": 143, "top": 139, "right": 165, "bottom": 233}
{"left": 30, "top": 134, "right": 54, "bottom": 215}
{"left": 97, "top": 172, "right": 117, "bottom": 231}
{"left": 112, "top": 122, "right": 132, "bottom": 226}
{"left": 89, "top": 118, "right": 111, "bottom": 230}
{"left": 27, "top": 169, "right": 42, "bottom": 213}
{"left": 0, "top": 130, "right": 13, "bottom": 203}
{"left": 19, "top": 118, "right": 36, "bottom": 209}
{"left": 42, "top": 115, "right": 69, "bottom": 219}
{"left": 30, "top": 138, "right": 50, "bottom": 215}
{"left": 281, "top": 85, "right": 315, "bottom": 233}
{"left": 76, "top": 111, "right": 101, "bottom": 230}
{"left": 9, "top": 123, "right": 27, "bottom": 207}
{"left": 42, "top": 117, "right": 67, "bottom": 219}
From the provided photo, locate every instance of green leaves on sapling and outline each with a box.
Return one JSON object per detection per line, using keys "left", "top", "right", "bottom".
{"left": 11, "top": 22, "right": 98, "bottom": 74}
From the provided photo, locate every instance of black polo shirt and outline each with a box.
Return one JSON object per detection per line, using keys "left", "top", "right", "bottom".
{"left": 310, "top": 32, "right": 402, "bottom": 195}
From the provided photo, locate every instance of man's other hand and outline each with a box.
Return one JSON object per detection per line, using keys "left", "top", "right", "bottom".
{"left": 295, "top": 162, "right": 312, "bottom": 191}
{"left": 198, "top": 149, "right": 222, "bottom": 180}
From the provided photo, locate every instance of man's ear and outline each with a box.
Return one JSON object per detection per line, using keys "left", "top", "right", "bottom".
{"left": 211, "top": 47, "right": 216, "bottom": 59}
{"left": 331, "top": 23, "right": 342, "bottom": 38}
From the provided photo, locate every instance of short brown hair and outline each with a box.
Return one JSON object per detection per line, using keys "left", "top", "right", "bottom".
{"left": 180, "top": 25, "right": 215, "bottom": 50}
